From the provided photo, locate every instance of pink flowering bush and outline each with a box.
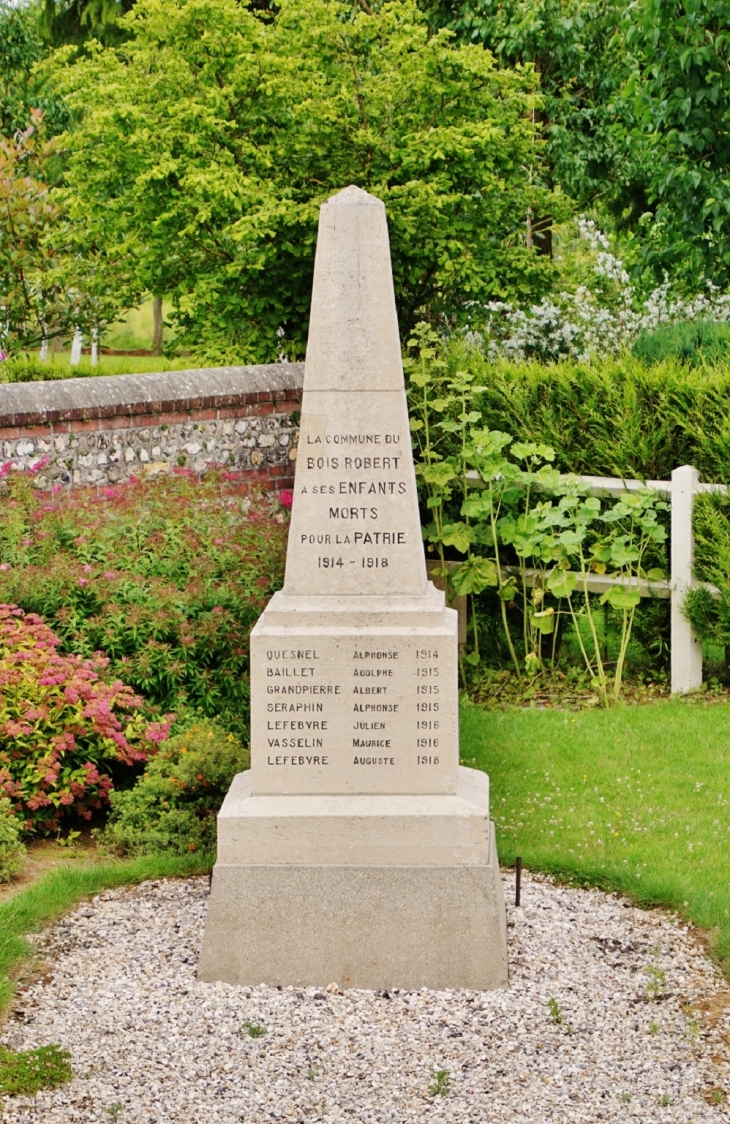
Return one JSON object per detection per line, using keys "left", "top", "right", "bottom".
{"left": 0, "top": 472, "right": 288, "bottom": 738}
{"left": 0, "top": 604, "right": 169, "bottom": 832}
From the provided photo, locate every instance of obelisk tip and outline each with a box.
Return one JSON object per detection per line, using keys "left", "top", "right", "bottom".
{"left": 325, "top": 184, "right": 383, "bottom": 207}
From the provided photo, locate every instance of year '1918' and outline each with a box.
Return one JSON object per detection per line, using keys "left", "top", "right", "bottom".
{"left": 317, "top": 557, "right": 389, "bottom": 568}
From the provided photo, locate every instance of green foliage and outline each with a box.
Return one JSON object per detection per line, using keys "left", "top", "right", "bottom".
{"left": 547, "top": 997, "right": 564, "bottom": 1024}
{"left": 440, "top": 345, "right": 730, "bottom": 484}
{"left": 0, "top": 1, "right": 70, "bottom": 138}
{"left": 51, "top": 0, "right": 560, "bottom": 362}
{"left": 407, "top": 327, "right": 668, "bottom": 704}
{"left": 0, "top": 604, "right": 165, "bottom": 833}
{"left": 625, "top": 0, "right": 730, "bottom": 287}
{"left": 423, "top": 0, "right": 638, "bottom": 224}
{"left": 0, "top": 355, "right": 200, "bottom": 381}
{"left": 0, "top": 118, "right": 66, "bottom": 355}
{"left": 101, "top": 720, "right": 249, "bottom": 856}
{"left": 0, "top": 112, "right": 139, "bottom": 355}
{"left": 0, "top": 473, "right": 287, "bottom": 738}
{"left": 631, "top": 322, "right": 730, "bottom": 368}
{"left": 684, "top": 490, "right": 730, "bottom": 651}
{"left": 0, "top": 358, "right": 84, "bottom": 383}
{"left": 0, "top": 1043, "right": 71, "bottom": 1096}
{"left": 0, "top": 798, "right": 25, "bottom": 884}
{"left": 428, "top": 1069, "right": 450, "bottom": 1097}
{"left": 42, "top": 0, "right": 135, "bottom": 47}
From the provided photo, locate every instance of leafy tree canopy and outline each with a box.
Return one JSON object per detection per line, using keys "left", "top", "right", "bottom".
{"left": 421, "top": 0, "right": 643, "bottom": 236}
{"left": 51, "top": 0, "right": 564, "bottom": 362}
{"left": 0, "top": 111, "right": 140, "bottom": 354}
{"left": 0, "top": 1, "right": 70, "bottom": 136}
{"left": 41, "top": 0, "right": 136, "bottom": 47}
{"left": 625, "top": 0, "right": 730, "bottom": 288}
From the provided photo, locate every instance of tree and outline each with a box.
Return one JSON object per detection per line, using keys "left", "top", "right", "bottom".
{"left": 0, "top": 1, "right": 70, "bottom": 137}
{"left": 0, "top": 113, "right": 67, "bottom": 352}
{"left": 0, "top": 110, "right": 140, "bottom": 355}
{"left": 52, "top": 0, "right": 563, "bottom": 362}
{"left": 625, "top": 0, "right": 730, "bottom": 287}
{"left": 421, "top": 0, "right": 643, "bottom": 237}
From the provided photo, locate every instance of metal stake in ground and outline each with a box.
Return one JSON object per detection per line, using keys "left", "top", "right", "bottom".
{"left": 515, "top": 856, "right": 522, "bottom": 907}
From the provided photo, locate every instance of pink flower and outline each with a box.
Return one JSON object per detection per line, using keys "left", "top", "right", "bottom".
{"left": 81, "top": 564, "right": 92, "bottom": 573}
{"left": 279, "top": 490, "right": 294, "bottom": 508}
{"left": 0, "top": 564, "right": 9, "bottom": 572}
{"left": 103, "top": 570, "right": 117, "bottom": 579}
{"left": 78, "top": 578, "right": 88, "bottom": 586}
{"left": 52, "top": 485, "right": 62, "bottom": 494}
{"left": 144, "top": 721, "right": 171, "bottom": 746}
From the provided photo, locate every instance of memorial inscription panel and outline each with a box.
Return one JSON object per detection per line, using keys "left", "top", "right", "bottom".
{"left": 250, "top": 631, "right": 457, "bottom": 795}
{"left": 283, "top": 394, "right": 421, "bottom": 596}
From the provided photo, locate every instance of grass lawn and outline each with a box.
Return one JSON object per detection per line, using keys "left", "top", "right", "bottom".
{"left": 30, "top": 354, "right": 194, "bottom": 376}
{"left": 102, "top": 298, "right": 176, "bottom": 353}
{"left": 461, "top": 698, "right": 730, "bottom": 975}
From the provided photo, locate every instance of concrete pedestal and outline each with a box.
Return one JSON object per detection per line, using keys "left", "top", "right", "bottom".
{"left": 198, "top": 766, "right": 508, "bottom": 990}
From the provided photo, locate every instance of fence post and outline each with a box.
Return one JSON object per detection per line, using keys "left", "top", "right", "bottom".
{"left": 671, "top": 465, "right": 702, "bottom": 693}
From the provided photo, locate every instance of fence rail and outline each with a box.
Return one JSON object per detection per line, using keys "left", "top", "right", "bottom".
{"left": 458, "top": 463, "right": 725, "bottom": 693}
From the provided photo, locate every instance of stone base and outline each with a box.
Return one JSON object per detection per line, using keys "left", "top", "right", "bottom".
{"left": 198, "top": 767, "right": 508, "bottom": 990}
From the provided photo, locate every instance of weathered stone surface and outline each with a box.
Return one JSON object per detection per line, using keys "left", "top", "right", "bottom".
{"left": 0, "top": 363, "right": 303, "bottom": 424}
{"left": 201, "top": 186, "right": 508, "bottom": 989}
{"left": 216, "top": 767, "right": 492, "bottom": 866}
{"left": 198, "top": 825, "right": 508, "bottom": 991}
{"left": 0, "top": 364, "right": 303, "bottom": 490}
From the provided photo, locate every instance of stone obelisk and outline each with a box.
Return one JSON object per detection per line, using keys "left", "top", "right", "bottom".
{"left": 199, "top": 186, "right": 508, "bottom": 990}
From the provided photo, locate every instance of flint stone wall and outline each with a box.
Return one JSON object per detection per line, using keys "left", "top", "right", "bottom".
{"left": 0, "top": 364, "right": 304, "bottom": 492}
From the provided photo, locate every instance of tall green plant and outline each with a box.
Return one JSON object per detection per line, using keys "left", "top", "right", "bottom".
{"left": 407, "top": 327, "right": 669, "bottom": 704}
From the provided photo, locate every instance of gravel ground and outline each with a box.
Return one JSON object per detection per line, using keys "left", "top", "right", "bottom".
{"left": 1, "top": 872, "right": 728, "bottom": 1123}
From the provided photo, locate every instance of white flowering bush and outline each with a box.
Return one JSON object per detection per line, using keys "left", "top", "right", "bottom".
{"left": 477, "top": 219, "right": 730, "bottom": 362}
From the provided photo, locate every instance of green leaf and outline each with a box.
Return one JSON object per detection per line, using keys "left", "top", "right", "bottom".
{"left": 440, "top": 522, "right": 475, "bottom": 554}
{"left": 530, "top": 607, "right": 555, "bottom": 634}
{"left": 498, "top": 577, "right": 519, "bottom": 602}
{"left": 420, "top": 463, "right": 458, "bottom": 488}
{"left": 547, "top": 568, "right": 578, "bottom": 599}
{"left": 450, "top": 555, "right": 498, "bottom": 595}
{"left": 601, "top": 585, "right": 642, "bottom": 610}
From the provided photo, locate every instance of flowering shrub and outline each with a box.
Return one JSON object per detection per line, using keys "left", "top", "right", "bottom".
{"left": 101, "top": 720, "right": 249, "bottom": 856}
{"left": 0, "top": 604, "right": 168, "bottom": 832}
{"left": 0, "top": 797, "right": 25, "bottom": 882}
{"left": 478, "top": 219, "right": 730, "bottom": 363}
{"left": 0, "top": 472, "right": 288, "bottom": 738}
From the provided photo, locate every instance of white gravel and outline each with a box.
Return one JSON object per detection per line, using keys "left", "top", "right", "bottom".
{"left": 1, "top": 872, "right": 728, "bottom": 1123}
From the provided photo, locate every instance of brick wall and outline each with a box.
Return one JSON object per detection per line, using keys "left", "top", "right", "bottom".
{"left": 0, "top": 364, "right": 304, "bottom": 493}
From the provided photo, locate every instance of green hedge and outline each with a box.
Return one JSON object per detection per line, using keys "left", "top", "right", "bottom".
{"left": 449, "top": 350, "right": 730, "bottom": 484}
{"left": 631, "top": 321, "right": 730, "bottom": 367}
{"left": 0, "top": 357, "right": 191, "bottom": 381}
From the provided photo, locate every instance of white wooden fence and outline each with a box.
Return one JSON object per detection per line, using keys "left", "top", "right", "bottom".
{"left": 456, "top": 463, "right": 725, "bottom": 693}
